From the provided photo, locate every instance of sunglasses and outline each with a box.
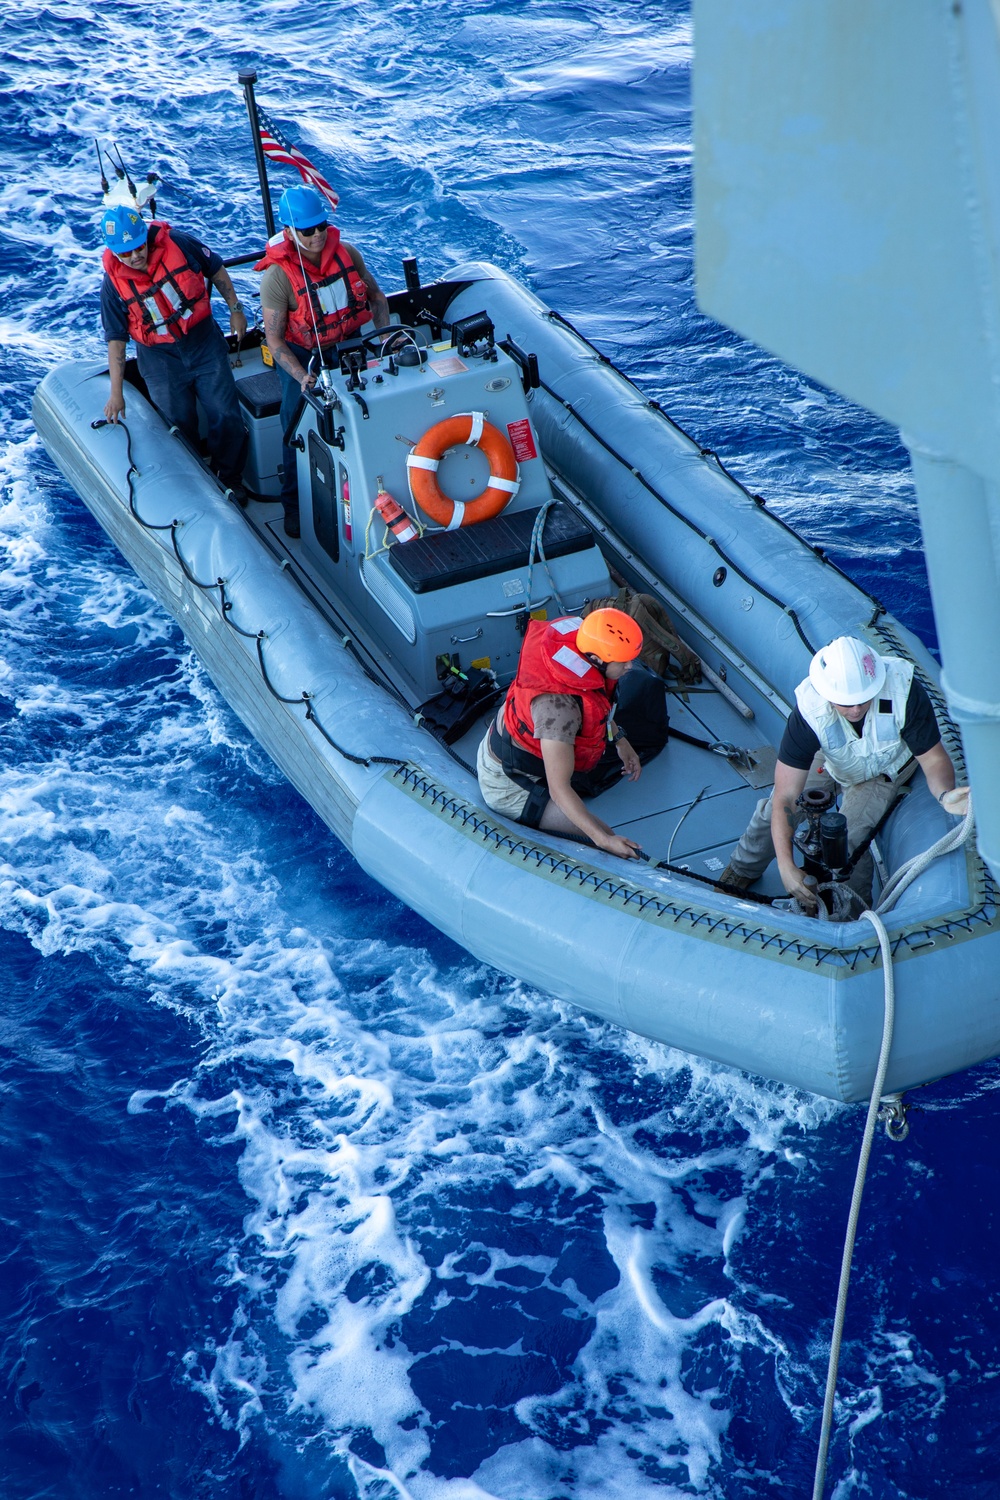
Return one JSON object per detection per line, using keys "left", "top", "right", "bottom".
{"left": 296, "top": 222, "right": 328, "bottom": 238}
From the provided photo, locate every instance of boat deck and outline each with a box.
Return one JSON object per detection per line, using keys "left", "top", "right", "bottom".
{"left": 451, "top": 684, "right": 786, "bottom": 896}
{"left": 244, "top": 491, "right": 784, "bottom": 894}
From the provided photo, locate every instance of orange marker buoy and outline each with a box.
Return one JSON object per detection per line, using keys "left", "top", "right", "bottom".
{"left": 375, "top": 487, "right": 418, "bottom": 544}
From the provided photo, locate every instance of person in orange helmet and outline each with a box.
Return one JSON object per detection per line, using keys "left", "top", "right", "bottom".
{"left": 476, "top": 608, "right": 668, "bottom": 860}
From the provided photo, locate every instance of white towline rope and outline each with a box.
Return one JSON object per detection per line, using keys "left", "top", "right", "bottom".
{"left": 874, "top": 803, "right": 975, "bottom": 912}
{"left": 811, "top": 907, "right": 895, "bottom": 1500}
{"left": 811, "top": 802, "right": 975, "bottom": 1500}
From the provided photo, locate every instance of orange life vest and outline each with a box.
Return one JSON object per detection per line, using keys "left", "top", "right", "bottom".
{"left": 254, "top": 228, "right": 370, "bottom": 349}
{"left": 102, "top": 222, "right": 212, "bottom": 346}
{"left": 503, "top": 617, "right": 613, "bottom": 773}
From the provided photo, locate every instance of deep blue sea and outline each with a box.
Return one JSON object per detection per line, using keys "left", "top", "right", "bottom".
{"left": 2, "top": 3, "right": 998, "bottom": 1497}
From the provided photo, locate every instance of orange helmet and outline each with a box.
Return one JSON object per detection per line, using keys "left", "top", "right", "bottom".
{"left": 576, "top": 608, "right": 643, "bottom": 663}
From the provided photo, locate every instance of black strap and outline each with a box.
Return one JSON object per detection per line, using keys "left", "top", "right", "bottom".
{"left": 489, "top": 721, "right": 545, "bottom": 790}
{"left": 669, "top": 725, "right": 719, "bottom": 754}
{"left": 487, "top": 723, "right": 553, "bottom": 828}
{"left": 141, "top": 270, "right": 201, "bottom": 333}
{"left": 119, "top": 235, "right": 203, "bottom": 338}
{"left": 653, "top": 858, "right": 777, "bottom": 904}
{"left": 305, "top": 242, "right": 368, "bottom": 325}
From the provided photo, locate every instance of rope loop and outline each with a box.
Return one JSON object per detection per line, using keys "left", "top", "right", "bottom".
{"left": 524, "top": 500, "right": 568, "bottom": 616}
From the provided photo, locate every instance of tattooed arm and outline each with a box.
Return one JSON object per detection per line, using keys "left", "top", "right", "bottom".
{"left": 261, "top": 305, "right": 315, "bottom": 392}
{"left": 210, "top": 266, "right": 248, "bottom": 341}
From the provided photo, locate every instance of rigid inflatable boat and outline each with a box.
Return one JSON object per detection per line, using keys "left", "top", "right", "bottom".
{"left": 32, "top": 261, "right": 1000, "bottom": 1103}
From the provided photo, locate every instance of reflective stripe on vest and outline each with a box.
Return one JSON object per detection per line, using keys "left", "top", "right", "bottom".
{"left": 794, "top": 657, "right": 915, "bottom": 784}
{"left": 503, "top": 617, "right": 613, "bottom": 772}
{"left": 551, "top": 644, "right": 593, "bottom": 678}
{"left": 145, "top": 279, "right": 183, "bottom": 329}
{"left": 253, "top": 228, "right": 370, "bottom": 348}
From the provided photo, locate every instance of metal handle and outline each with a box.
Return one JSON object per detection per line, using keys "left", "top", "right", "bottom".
{"left": 450, "top": 627, "right": 483, "bottom": 644}
{"left": 499, "top": 335, "right": 540, "bottom": 392}
{"left": 485, "top": 595, "right": 550, "bottom": 618}
{"left": 282, "top": 394, "right": 306, "bottom": 449}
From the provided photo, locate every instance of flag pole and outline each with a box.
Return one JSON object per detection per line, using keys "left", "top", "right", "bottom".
{"left": 239, "top": 68, "right": 275, "bottom": 237}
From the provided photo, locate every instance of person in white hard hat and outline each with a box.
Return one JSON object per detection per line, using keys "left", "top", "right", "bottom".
{"left": 719, "top": 636, "right": 969, "bottom": 912}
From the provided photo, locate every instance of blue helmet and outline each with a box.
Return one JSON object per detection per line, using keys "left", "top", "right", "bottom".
{"left": 278, "top": 184, "right": 328, "bottom": 229}
{"left": 100, "top": 204, "right": 147, "bottom": 253}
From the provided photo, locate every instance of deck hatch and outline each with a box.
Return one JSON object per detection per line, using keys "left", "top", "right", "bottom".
{"left": 309, "top": 430, "right": 340, "bottom": 564}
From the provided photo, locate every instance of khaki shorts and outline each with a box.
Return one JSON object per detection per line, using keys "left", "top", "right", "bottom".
{"left": 476, "top": 731, "right": 533, "bottom": 820}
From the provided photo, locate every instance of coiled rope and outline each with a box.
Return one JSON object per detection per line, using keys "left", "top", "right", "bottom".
{"left": 811, "top": 800, "right": 976, "bottom": 1499}
{"left": 874, "top": 802, "right": 975, "bottom": 913}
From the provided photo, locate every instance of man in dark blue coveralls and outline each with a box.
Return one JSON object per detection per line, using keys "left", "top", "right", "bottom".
{"left": 99, "top": 203, "right": 249, "bottom": 504}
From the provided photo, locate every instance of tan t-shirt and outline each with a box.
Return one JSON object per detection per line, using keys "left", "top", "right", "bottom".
{"left": 259, "top": 263, "right": 298, "bottom": 314}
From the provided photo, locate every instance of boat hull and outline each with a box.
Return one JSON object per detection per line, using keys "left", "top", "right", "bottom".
{"left": 33, "top": 272, "right": 1000, "bottom": 1102}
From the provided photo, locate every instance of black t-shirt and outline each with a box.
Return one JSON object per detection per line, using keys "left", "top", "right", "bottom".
{"left": 100, "top": 227, "right": 222, "bottom": 343}
{"left": 778, "top": 676, "right": 940, "bottom": 770}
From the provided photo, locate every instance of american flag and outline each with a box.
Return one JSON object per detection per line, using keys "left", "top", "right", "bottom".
{"left": 256, "top": 105, "right": 339, "bottom": 210}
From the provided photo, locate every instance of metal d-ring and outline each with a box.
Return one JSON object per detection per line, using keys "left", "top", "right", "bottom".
{"left": 878, "top": 1093, "right": 910, "bottom": 1141}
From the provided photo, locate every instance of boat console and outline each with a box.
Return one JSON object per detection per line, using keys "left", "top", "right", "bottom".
{"left": 231, "top": 309, "right": 613, "bottom": 713}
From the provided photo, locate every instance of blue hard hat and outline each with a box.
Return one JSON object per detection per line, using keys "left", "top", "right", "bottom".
{"left": 100, "top": 204, "right": 148, "bottom": 253}
{"left": 278, "top": 184, "right": 328, "bottom": 228}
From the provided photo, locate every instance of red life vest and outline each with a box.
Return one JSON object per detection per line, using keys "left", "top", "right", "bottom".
{"left": 254, "top": 228, "right": 370, "bottom": 349}
{"left": 102, "top": 222, "right": 212, "bottom": 346}
{"left": 503, "top": 617, "right": 613, "bottom": 773}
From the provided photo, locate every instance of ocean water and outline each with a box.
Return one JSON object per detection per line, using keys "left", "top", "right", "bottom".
{"left": 1, "top": 3, "right": 997, "bottom": 1496}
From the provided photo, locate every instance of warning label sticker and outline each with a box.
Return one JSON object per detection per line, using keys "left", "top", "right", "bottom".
{"left": 506, "top": 418, "right": 538, "bottom": 462}
{"left": 428, "top": 356, "right": 468, "bottom": 376}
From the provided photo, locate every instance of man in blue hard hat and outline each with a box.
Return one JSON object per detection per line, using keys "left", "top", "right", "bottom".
{"left": 100, "top": 203, "right": 250, "bottom": 505}
{"left": 255, "top": 184, "right": 392, "bottom": 537}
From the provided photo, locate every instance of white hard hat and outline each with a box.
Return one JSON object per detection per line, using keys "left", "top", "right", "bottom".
{"left": 808, "top": 636, "right": 887, "bottom": 705}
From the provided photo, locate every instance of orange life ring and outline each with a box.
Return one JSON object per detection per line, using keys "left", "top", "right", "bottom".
{"left": 406, "top": 411, "right": 520, "bottom": 529}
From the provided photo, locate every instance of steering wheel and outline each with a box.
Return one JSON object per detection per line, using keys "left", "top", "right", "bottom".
{"left": 365, "top": 324, "right": 425, "bottom": 360}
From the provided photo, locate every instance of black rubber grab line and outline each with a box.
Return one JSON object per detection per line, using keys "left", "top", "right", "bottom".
{"left": 536, "top": 369, "right": 819, "bottom": 656}
{"left": 539, "top": 306, "right": 889, "bottom": 647}
{"left": 93, "top": 419, "right": 407, "bottom": 771}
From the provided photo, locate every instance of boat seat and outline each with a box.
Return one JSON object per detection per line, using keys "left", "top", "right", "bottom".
{"left": 387, "top": 502, "right": 594, "bottom": 594}
{"left": 236, "top": 369, "right": 282, "bottom": 419}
